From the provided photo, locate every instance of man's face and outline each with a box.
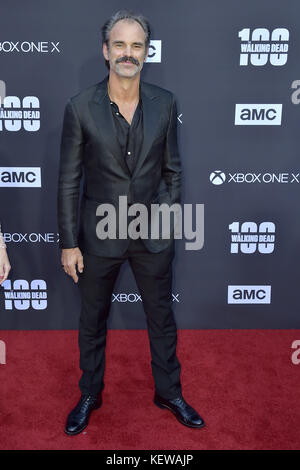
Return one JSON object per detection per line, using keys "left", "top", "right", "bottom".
{"left": 103, "top": 19, "right": 149, "bottom": 78}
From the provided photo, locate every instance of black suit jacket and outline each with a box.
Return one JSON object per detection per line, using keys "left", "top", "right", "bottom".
{"left": 57, "top": 76, "right": 181, "bottom": 257}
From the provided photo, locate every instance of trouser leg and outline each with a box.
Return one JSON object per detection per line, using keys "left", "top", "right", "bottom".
{"left": 128, "top": 238, "right": 182, "bottom": 399}
{"left": 77, "top": 252, "right": 123, "bottom": 395}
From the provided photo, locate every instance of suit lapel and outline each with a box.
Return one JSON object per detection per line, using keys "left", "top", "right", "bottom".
{"left": 131, "top": 82, "right": 160, "bottom": 178}
{"left": 89, "top": 76, "right": 131, "bottom": 176}
{"left": 89, "top": 76, "right": 161, "bottom": 178}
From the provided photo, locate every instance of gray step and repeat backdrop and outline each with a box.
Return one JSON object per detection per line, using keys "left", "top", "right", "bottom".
{"left": 1, "top": 0, "right": 300, "bottom": 329}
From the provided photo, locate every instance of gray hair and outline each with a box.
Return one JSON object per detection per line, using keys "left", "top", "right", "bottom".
{"left": 102, "top": 10, "right": 151, "bottom": 53}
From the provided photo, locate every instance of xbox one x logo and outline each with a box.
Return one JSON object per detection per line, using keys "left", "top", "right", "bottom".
{"left": 210, "top": 170, "right": 300, "bottom": 184}
{"left": 210, "top": 171, "right": 226, "bottom": 185}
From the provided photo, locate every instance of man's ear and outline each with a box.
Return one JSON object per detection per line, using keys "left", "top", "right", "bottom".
{"left": 103, "top": 42, "right": 109, "bottom": 61}
{"left": 144, "top": 46, "right": 149, "bottom": 62}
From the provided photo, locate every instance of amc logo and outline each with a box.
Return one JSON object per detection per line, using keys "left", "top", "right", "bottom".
{"left": 0, "top": 167, "right": 41, "bottom": 187}
{"left": 228, "top": 285, "right": 271, "bottom": 304}
{"left": 146, "top": 40, "right": 161, "bottom": 63}
{"left": 234, "top": 104, "right": 282, "bottom": 125}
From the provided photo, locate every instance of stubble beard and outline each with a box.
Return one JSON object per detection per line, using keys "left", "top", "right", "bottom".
{"left": 108, "top": 52, "right": 145, "bottom": 79}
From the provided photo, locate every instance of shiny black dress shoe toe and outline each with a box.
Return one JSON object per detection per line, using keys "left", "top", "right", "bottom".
{"left": 64, "top": 393, "right": 102, "bottom": 435}
{"left": 154, "top": 393, "right": 205, "bottom": 428}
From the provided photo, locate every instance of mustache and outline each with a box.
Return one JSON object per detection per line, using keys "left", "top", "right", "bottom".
{"left": 116, "top": 55, "right": 139, "bottom": 66}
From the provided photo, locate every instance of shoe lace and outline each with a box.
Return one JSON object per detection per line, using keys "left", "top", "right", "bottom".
{"left": 170, "top": 397, "right": 187, "bottom": 407}
{"left": 79, "top": 395, "right": 98, "bottom": 412}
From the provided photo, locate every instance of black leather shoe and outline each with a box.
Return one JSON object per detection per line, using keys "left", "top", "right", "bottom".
{"left": 64, "top": 393, "right": 102, "bottom": 435}
{"left": 154, "top": 393, "right": 205, "bottom": 428}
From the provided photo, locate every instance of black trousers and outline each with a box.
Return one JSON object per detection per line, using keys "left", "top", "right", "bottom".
{"left": 77, "top": 236, "right": 182, "bottom": 399}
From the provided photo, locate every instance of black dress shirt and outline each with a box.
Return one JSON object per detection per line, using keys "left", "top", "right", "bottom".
{"left": 109, "top": 96, "right": 143, "bottom": 175}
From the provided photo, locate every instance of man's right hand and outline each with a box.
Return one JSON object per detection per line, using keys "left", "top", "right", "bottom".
{"left": 61, "top": 247, "right": 84, "bottom": 283}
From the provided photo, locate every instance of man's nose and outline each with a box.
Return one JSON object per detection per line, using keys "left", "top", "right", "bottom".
{"left": 125, "top": 45, "right": 132, "bottom": 57}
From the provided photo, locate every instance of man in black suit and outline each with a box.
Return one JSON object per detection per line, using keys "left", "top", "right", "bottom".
{"left": 58, "top": 10, "right": 205, "bottom": 435}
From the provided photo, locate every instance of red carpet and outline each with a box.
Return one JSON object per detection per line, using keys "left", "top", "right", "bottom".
{"left": 0, "top": 329, "right": 300, "bottom": 450}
